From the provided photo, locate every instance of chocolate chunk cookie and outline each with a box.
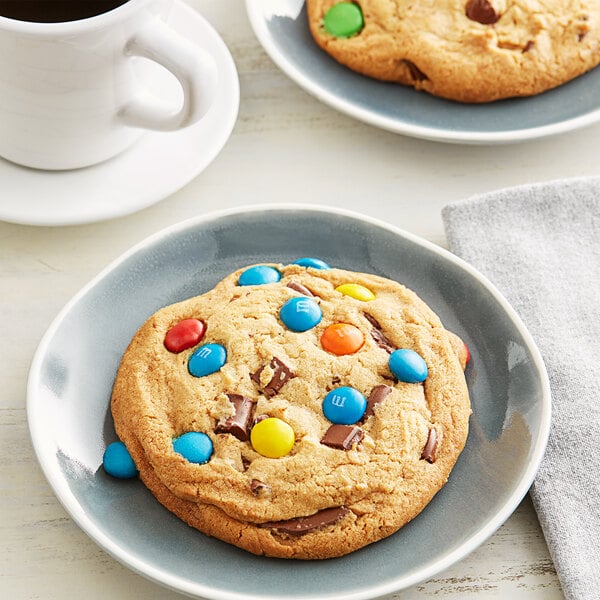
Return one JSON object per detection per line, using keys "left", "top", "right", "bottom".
{"left": 306, "top": 0, "right": 600, "bottom": 102}
{"left": 110, "top": 262, "right": 471, "bottom": 559}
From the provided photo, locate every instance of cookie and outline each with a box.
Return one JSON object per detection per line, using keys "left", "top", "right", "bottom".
{"left": 110, "top": 262, "right": 471, "bottom": 559}
{"left": 306, "top": 0, "right": 600, "bottom": 102}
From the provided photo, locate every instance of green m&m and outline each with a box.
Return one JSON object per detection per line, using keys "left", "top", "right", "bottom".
{"left": 323, "top": 2, "right": 364, "bottom": 38}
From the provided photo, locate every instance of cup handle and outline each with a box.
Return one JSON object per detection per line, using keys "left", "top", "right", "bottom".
{"left": 119, "top": 17, "right": 218, "bottom": 131}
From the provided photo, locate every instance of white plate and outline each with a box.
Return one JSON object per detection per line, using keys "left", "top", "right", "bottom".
{"left": 246, "top": 0, "right": 600, "bottom": 144}
{"left": 0, "top": 1, "right": 239, "bottom": 226}
{"left": 28, "top": 205, "right": 551, "bottom": 599}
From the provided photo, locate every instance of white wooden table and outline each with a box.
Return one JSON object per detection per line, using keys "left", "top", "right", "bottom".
{"left": 4, "top": 1, "right": 600, "bottom": 597}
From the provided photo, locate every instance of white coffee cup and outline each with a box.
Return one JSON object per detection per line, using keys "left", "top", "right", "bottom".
{"left": 0, "top": 0, "right": 218, "bottom": 170}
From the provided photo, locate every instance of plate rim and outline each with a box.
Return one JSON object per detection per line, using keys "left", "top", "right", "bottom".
{"left": 27, "top": 204, "right": 552, "bottom": 600}
{"left": 245, "top": 0, "right": 600, "bottom": 144}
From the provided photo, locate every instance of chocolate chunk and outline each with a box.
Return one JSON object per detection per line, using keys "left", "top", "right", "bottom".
{"left": 421, "top": 428, "right": 438, "bottom": 463}
{"left": 287, "top": 280, "right": 314, "bottom": 297}
{"left": 401, "top": 59, "right": 429, "bottom": 82}
{"left": 214, "top": 394, "right": 256, "bottom": 441}
{"left": 252, "top": 414, "right": 269, "bottom": 427}
{"left": 253, "top": 414, "right": 269, "bottom": 426}
{"left": 250, "top": 357, "right": 295, "bottom": 397}
{"left": 250, "top": 479, "right": 270, "bottom": 495}
{"left": 364, "top": 384, "right": 392, "bottom": 418}
{"left": 364, "top": 313, "right": 396, "bottom": 353}
{"left": 522, "top": 40, "right": 534, "bottom": 53}
{"left": 465, "top": 0, "right": 500, "bottom": 24}
{"left": 326, "top": 375, "right": 343, "bottom": 392}
{"left": 250, "top": 368, "right": 261, "bottom": 386}
{"left": 363, "top": 313, "right": 381, "bottom": 329}
{"left": 259, "top": 507, "right": 350, "bottom": 536}
{"left": 371, "top": 328, "right": 396, "bottom": 353}
{"left": 321, "top": 425, "right": 364, "bottom": 450}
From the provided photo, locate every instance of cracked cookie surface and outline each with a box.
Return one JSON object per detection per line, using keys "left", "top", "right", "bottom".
{"left": 306, "top": 0, "right": 600, "bottom": 102}
{"left": 111, "top": 264, "right": 471, "bottom": 558}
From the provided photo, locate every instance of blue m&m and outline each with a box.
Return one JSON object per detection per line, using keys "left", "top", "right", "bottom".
{"left": 279, "top": 297, "right": 322, "bottom": 332}
{"left": 292, "top": 257, "right": 331, "bottom": 270}
{"left": 389, "top": 349, "right": 428, "bottom": 383}
{"left": 173, "top": 432, "right": 213, "bottom": 464}
{"left": 322, "top": 386, "right": 367, "bottom": 424}
{"left": 238, "top": 265, "right": 281, "bottom": 286}
{"left": 103, "top": 441, "right": 138, "bottom": 479}
{"left": 188, "top": 343, "right": 227, "bottom": 377}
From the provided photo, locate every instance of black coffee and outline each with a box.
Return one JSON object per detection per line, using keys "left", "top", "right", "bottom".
{"left": 0, "top": 0, "right": 129, "bottom": 23}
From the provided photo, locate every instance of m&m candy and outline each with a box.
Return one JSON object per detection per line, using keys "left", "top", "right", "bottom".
{"left": 335, "top": 283, "right": 376, "bottom": 302}
{"left": 173, "top": 432, "right": 213, "bottom": 464}
{"left": 250, "top": 417, "right": 295, "bottom": 458}
{"left": 322, "top": 386, "right": 367, "bottom": 425}
{"left": 292, "top": 257, "right": 331, "bottom": 270}
{"left": 103, "top": 441, "right": 138, "bottom": 479}
{"left": 321, "top": 323, "right": 364, "bottom": 355}
{"left": 464, "top": 342, "right": 471, "bottom": 366}
{"left": 280, "top": 297, "right": 322, "bottom": 332}
{"left": 389, "top": 349, "right": 428, "bottom": 383}
{"left": 188, "top": 343, "right": 227, "bottom": 377}
{"left": 164, "top": 318, "right": 205, "bottom": 353}
{"left": 238, "top": 265, "right": 281, "bottom": 286}
{"left": 323, "top": 2, "right": 364, "bottom": 38}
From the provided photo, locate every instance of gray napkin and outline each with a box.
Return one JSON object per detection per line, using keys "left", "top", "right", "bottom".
{"left": 442, "top": 177, "right": 600, "bottom": 600}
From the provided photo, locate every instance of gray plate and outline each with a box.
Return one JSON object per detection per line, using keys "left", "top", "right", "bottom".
{"left": 27, "top": 206, "right": 551, "bottom": 600}
{"left": 246, "top": 0, "right": 600, "bottom": 144}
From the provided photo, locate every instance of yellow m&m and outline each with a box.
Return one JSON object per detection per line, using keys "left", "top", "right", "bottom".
{"left": 335, "top": 283, "right": 376, "bottom": 302}
{"left": 250, "top": 417, "right": 295, "bottom": 458}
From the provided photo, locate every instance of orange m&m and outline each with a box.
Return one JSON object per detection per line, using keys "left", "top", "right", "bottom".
{"left": 321, "top": 323, "right": 364, "bottom": 355}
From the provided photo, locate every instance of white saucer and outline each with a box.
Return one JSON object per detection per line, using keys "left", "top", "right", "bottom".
{"left": 0, "top": 1, "right": 239, "bottom": 227}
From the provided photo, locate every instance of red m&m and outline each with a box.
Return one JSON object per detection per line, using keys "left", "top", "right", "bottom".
{"left": 164, "top": 319, "right": 205, "bottom": 353}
